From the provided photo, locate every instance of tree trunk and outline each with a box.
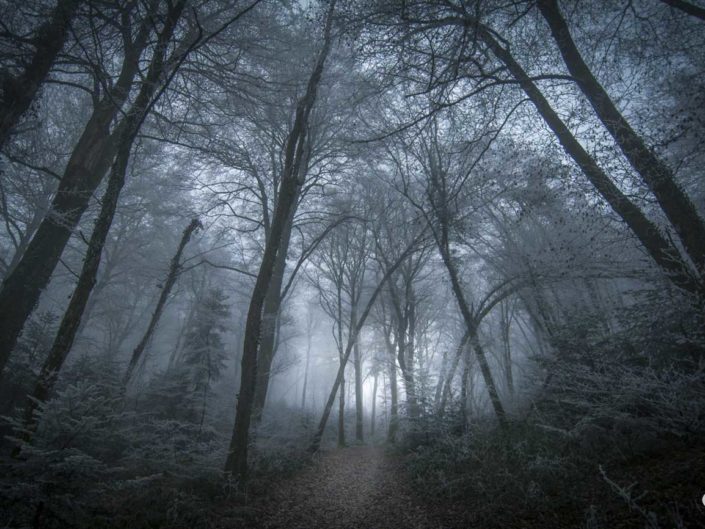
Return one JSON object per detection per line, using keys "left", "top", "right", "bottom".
{"left": 500, "top": 300, "right": 514, "bottom": 397}
{"left": 538, "top": 0, "right": 705, "bottom": 275}
{"left": 460, "top": 347, "right": 469, "bottom": 432}
{"left": 438, "top": 332, "right": 470, "bottom": 415}
{"left": 0, "top": 0, "right": 81, "bottom": 149}
{"left": 0, "top": 11, "right": 154, "bottom": 376}
{"left": 475, "top": 21, "right": 702, "bottom": 296}
{"left": 301, "top": 324, "right": 312, "bottom": 412}
{"left": 225, "top": 4, "right": 335, "bottom": 479}
{"left": 13, "top": 0, "right": 186, "bottom": 446}
{"left": 659, "top": 0, "right": 705, "bottom": 23}
{"left": 434, "top": 347, "right": 448, "bottom": 408}
{"left": 387, "top": 354, "right": 398, "bottom": 443}
{"left": 124, "top": 217, "right": 201, "bottom": 385}
{"left": 382, "top": 325, "right": 399, "bottom": 442}
{"left": 338, "top": 370, "right": 346, "bottom": 446}
{"left": 401, "top": 288, "right": 419, "bottom": 419}
{"left": 352, "top": 300, "right": 364, "bottom": 442}
{"left": 370, "top": 371, "right": 377, "bottom": 438}
{"left": 431, "top": 215, "right": 507, "bottom": 427}
{"left": 252, "top": 197, "right": 298, "bottom": 422}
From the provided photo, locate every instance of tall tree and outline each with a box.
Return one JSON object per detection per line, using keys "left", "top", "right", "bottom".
{"left": 125, "top": 218, "right": 202, "bottom": 385}
{"left": 537, "top": 0, "right": 705, "bottom": 276}
{"left": 0, "top": 1, "right": 157, "bottom": 374}
{"left": 12, "top": 0, "right": 192, "bottom": 441}
{"left": 224, "top": 1, "right": 336, "bottom": 479}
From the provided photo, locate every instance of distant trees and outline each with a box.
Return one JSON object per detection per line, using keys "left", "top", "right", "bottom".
{"left": 309, "top": 202, "right": 370, "bottom": 445}
{"left": 180, "top": 288, "right": 229, "bottom": 426}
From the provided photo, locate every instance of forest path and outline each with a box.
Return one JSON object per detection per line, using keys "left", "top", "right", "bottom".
{"left": 259, "top": 445, "right": 442, "bottom": 529}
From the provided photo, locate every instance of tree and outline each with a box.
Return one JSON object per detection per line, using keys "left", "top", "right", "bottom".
{"left": 14, "top": 0, "right": 191, "bottom": 445}
{"left": 0, "top": 1, "right": 160, "bottom": 374}
{"left": 224, "top": 1, "right": 336, "bottom": 479}
{"left": 124, "top": 218, "right": 202, "bottom": 385}
{"left": 537, "top": 0, "right": 705, "bottom": 277}
{"left": 180, "top": 288, "right": 229, "bottom": 427}
{"left": 0, "top": 0, "right": 81, "bottom": 149}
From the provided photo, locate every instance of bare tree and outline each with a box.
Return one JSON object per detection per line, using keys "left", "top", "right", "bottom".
{"left": 224, "top": 1, "right": 336, "bottom": 479}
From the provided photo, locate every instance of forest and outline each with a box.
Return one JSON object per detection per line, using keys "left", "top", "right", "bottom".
{"left": 0, "top": 0, "right": 704, "bottom": 527}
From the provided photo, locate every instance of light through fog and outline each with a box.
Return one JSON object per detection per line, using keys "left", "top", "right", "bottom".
{"left": 0, "top": 1, "right": 703, "bottom": 528}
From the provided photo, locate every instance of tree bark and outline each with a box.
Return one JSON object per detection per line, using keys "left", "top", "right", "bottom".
{"left": 352, "top": 297, "right": 364, "bottom": 442}
{"left": 0, "top": 0, "right": 81, "bottom": 149}
{"left": 252, "top": 195, "right": 298, "bottom": 422}
{"left": 538, "top": 0, "right": 705, "bottom": 275}
{"left": 370, "top": 371, "right": 378, "bottom": 438}
{"left": 225, "top": 3, "right": 335, "bottom": 479}
{"left": 124, "top": 217, "right": 201, "bottom": 385}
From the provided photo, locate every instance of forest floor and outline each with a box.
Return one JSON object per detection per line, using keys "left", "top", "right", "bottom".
{"left": 250, "top": 445, "right": 443, "bottom": 529}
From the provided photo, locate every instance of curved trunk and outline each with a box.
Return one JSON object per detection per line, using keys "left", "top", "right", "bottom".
{"left": 225, "top": 4, "right": 335, "bottom": 478}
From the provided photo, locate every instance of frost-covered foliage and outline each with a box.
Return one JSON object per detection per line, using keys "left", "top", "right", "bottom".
{"left": 0, "top": 354, "right": 233, "bottom": 528}
{"left": 403, "top": 289, "right": 705, "bottom": 529}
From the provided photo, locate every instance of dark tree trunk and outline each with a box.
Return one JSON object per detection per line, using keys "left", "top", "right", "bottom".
{"left": 387, "top": 353, "right": 398, "bottom": 443}
{"left": 659, "top": 0, "right": 705, "bottom": 21}
{"left": 225, "top": 4, "right": 335, "bottom": 479}
{"left": 13, "top": 0, "right": 186, "bottom": 446}
{"left": 370, "top": 371, "right": 378, "bottom": 438}
{"left": 124, "top": 217, "right": 201, "bottom": 385}
{"left": 338, "top": 371, "right": 346, "bottom": 446}
{"left": 0, "top": 12, "right": 154, "bottom": 377}
{"left": 538, "top": 0, "right": 705, "bottom": 275}
{"left": 252, "top": 198, "right": 298, "bottom": 422}
{"left": 0, "top": 0, "right": 81, "bottom": 149}
{"left": 476, "top": 22, "right": 702, "bottom": 296}
{"left": 352, "top": 301, "right": 364, "bottom": 442}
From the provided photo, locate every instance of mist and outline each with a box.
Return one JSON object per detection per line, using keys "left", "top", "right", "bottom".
{"left": 0, "top": 0, "right": 704, "bottom": 528}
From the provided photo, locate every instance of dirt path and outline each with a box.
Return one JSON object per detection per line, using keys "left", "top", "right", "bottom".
{"left": 258, "top": 446, "right": 443, "bottom": 529}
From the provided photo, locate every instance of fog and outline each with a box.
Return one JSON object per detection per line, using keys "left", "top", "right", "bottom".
{"left": 0, "top": 0, "right": 704, "bottom": 528}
